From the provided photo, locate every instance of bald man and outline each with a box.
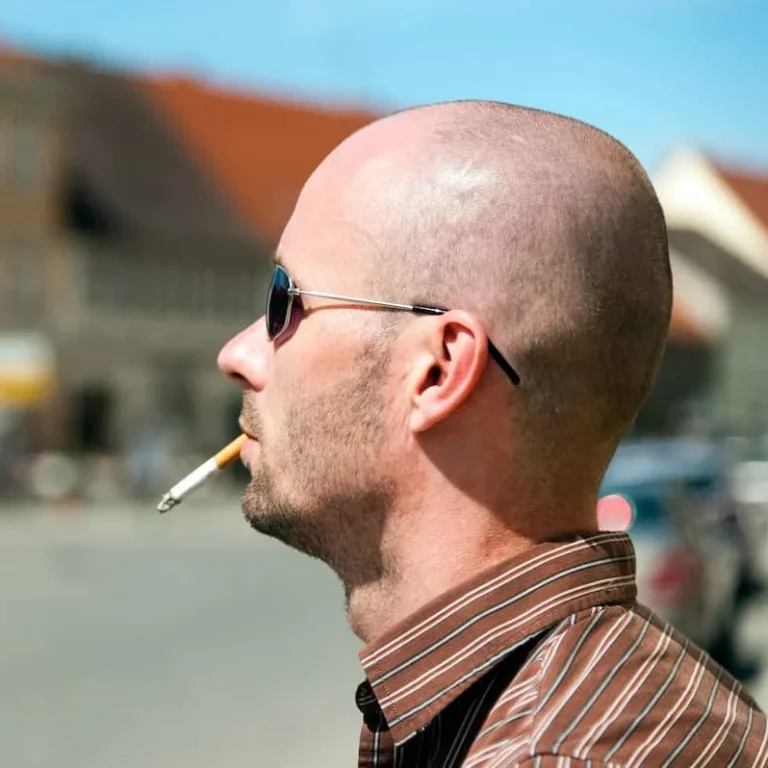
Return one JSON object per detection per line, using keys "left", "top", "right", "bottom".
{"left": 218, "top": 101, "right": 767, "bottom": 767}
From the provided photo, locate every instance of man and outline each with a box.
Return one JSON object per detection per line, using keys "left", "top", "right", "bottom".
{"left": 218, "top": 101, "right": 767, "bottom": 766}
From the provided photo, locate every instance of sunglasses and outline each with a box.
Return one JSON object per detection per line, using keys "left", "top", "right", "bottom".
{"left": 266, "top": 264, "right": 520, "bottom": 386}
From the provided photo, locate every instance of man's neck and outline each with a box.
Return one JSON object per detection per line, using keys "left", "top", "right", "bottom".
{"left": 345, "top": 495, "right": 535, "bottom": 644}
{"left": 345, "top": 484, "right": 599, "bottom": 645}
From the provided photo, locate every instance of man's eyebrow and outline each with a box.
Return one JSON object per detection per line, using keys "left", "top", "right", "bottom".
{"left": 272, "top": 251, "right": 282, "bottom": 266}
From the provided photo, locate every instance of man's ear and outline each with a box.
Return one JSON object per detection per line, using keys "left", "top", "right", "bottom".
{"left": 409, "top": 310, "right": 489, "bottom": 433}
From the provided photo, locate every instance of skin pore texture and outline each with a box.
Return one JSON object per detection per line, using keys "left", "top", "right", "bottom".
{"left": 217, "top": 100, "right": 672, "bottom": 644}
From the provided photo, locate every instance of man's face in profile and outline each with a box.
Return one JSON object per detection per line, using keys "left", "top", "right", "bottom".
{"left": 217, "top": 166, "right": 400, "bottom": 579}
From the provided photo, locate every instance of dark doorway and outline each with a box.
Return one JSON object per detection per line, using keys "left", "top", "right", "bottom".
{"left": 70, "top": 384, "right": 114, "bottom": 452}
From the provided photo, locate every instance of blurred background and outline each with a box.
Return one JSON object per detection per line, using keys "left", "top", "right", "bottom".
{"left": 1, "top": 1, "right": 767, "bottom": 766}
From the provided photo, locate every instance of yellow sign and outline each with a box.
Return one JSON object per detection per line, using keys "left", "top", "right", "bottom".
{"left": 0, "top": 333, "right": 56, "bottom": 407}
{"left": 0, "top": 372, "right": 55, "bottom": 405}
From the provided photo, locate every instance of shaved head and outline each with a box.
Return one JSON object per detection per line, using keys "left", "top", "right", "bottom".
{"left": 310, "top": 100, "right": 671, "bottom": 490}
{"left": 221, "top": 99, "right": 672, "bottom": 635}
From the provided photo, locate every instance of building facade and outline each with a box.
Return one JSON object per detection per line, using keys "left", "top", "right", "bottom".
{"left": 0, "top": 51, "right": 375, "bottom": 497}
{"left": 652, "top": 149, "right": 768, "bottom": 439}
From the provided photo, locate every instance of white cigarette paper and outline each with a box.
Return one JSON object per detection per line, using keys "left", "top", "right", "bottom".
{"left": 157, "top": 434, "right": 248, "bottom": 513}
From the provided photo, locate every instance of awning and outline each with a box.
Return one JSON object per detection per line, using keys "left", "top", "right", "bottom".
{"left": 0, "top": 333, "right": 56, "bottom": 407}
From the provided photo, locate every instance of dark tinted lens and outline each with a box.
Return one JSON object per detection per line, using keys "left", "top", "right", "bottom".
{"left": 266, "top": 266, "right": 291, "bottom": 339}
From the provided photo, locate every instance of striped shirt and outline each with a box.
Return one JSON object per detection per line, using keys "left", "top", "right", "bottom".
{"left": 355, "top": 532, "right": 767, "bottom": 767}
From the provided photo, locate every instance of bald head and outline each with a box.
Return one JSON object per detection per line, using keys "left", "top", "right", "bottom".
{"left": 218, "top": 99, "right": 672, "bottom": 631}
{"left": 296, "top": 100, "right": 672, "bottom": 491}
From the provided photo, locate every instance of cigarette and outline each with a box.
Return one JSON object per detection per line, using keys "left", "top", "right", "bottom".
{"left": 157, "top": 433, "right": 248, "bottom": 513}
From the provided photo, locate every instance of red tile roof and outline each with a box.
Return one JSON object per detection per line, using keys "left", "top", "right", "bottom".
{"left": 0, "top": 40, "right": 39, "bottom": 79}
{"left": 715, "top": 163, "right": 768, "bottom": 230}
{"left": 139, "top": 75, "right": 378, "bottom": 246}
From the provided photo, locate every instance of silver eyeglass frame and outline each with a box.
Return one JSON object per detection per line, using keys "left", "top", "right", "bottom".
{"left": 269, "top": 265, "right": 520, "bottom": 386}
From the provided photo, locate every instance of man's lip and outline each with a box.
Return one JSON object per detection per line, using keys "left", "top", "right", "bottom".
{"left": 239, "top": 422, "right": 259, "bottom": 441}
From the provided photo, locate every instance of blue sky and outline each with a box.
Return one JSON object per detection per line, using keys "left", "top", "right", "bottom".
{"left": 2, "top": 0, "right": 766, "bottom": 172}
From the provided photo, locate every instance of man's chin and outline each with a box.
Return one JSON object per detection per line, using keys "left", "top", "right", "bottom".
{"left": 240, "top": 493, "right": 318, "bottom": 555}
{"left": 240, "top": 489, "right": 278, "bottom": 535}
{"left": 240, "top": 477, "right": 277, "bottom": 527}
{"left": 242, "top": 504, "right": 294, "bottom": 544}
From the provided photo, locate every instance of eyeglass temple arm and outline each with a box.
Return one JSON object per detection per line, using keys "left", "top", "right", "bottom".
{"left": 289, "top": 287, "right": 416, "bottom": 313}
{"left": 292, "top": 289, "right": 520, "bottom": 386}
{"left": 413, "top": 306, "right": 520, "bottom": 385}
{"left": 486, "top": 342, "right": 521, "bottom": 385}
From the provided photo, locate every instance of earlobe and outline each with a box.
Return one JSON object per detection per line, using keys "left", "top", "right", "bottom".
{"left": 408, "top": 312, "right": 488, "bottom": 433}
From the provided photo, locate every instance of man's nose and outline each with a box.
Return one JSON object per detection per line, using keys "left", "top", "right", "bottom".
{"left": 217, "top": 316, "right": 271, "bottom": 390}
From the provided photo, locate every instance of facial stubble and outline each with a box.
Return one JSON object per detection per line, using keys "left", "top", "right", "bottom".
{"left": 241, "top": 342, "right": 397, "bottom": 594}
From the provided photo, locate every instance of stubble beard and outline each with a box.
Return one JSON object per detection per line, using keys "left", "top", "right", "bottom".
{"left": 241, "top": 344, "right": 397, "bottom": 596}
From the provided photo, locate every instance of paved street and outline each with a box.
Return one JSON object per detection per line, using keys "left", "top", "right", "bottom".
{"left": 1, "top": 500, "right": 364, "bottom": 768}
{"left": 2, "top": 499, "right": 768, "bottom": 768}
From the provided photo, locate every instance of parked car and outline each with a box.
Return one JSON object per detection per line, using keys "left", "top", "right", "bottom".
{"left": 598, "top": 438, "right": 762, "bottom": 681}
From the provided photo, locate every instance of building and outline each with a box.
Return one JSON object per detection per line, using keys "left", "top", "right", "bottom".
{"left": 651, "top": 149, "right": 768, "bottom": 437}
{"left": 0, "top": 46, "right": 376, "bottom": 493}
{"left": 0, "top": 47, "right": 60, "bottom": 356}
{"left": 0, "top": 45, "right": 62, "bottom": 487}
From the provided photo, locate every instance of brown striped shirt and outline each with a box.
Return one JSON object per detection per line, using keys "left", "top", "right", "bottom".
{"left": 355, "top": 532, "right": 767, "bottom": 767}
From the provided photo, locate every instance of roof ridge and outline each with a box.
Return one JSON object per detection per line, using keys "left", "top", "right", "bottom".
{"left": 140, "top": 73, "right": 379, "bottom": 244}
{"left": 708, "top": 155, "right": 768, "bottom": 183}
{"left": 138, "top": 69, "right": 379, "bottom": 119}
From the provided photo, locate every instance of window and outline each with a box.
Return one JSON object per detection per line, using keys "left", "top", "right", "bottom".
{"left": 13, "top": 125, "right": 44, "bottom": 188}
{"left": 154, "top": 358, "right": 197, "bottom": 439}
{"left": 81, "top": 247, "right": 268, "bottom": 323}
{"left": 0, "top": 241, "right": 45, "bottom": 315}
{"left": 0, "top": 120, "right": 11, "bottom": 183}
{"left": 84, "top": 249, "right": 107, "bottom": 308}
{"left": 0, "top": 118, "right": 45, "bottom": 189}
{"left": 0, "top": 245, "right": 12, "bottom": 316}
{"left": 15, "top": 242, "right": 43, "bottom": 312}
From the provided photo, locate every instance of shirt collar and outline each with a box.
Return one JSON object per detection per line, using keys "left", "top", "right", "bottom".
{"left": 358, "top": 531, "right": 637, "bottom": 746}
